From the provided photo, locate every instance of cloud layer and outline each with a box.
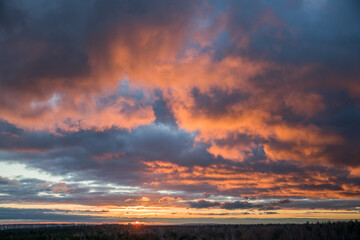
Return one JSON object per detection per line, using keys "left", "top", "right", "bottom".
{"left": 0, "top": 0, "right": 359, "bottom": 222}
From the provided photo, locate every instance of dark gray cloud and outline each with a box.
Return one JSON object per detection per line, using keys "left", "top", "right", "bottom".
{"left": 225, "top": 0, "right": 360, "bottom": 67}
{"left": 222, "top": 201, "right": 259, "bottom": 210}
{"left": 0, "top": 207, "right": 118, "bottom": 222}
{"left": 286, "top": 199, "right": 360, "bottom": 211}
{"left": 153, "top": 90, "right": 177, "bottom": 126}
{"left": 191, "top": 87, "right": 250, "bottom": 117}
{"left": 0, "top": 120, "right": 217, "bottom": 186}
{"left": 0, "top": 176, "right": 19, "bottom": 185}
{"left": 264, "top": 211, "right": 278, "bottom": 215}
{"left": 190, "top": 199, "right": 291, "bottom": 210}
{"left": 189, "top": 198, "right": 360, "bottom": 212}
{"left": 189, "top": 200, "right": 221, "bottom": 209}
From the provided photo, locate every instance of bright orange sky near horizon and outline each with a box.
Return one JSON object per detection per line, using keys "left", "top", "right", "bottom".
{"left": 0, "top": 0, "right": 359, "bottom": 224}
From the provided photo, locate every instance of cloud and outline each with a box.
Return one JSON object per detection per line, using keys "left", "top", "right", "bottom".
{"left": 51, "top": 183, "right": 76, "bottom": 194}
{"left": 202, "top": 192, "right": 211, "bottom": 198}
{"left": 264, "top": 211, "right": 278, "bottom": 215}
{"left": 189, "top": 200, "right": 221, "bottom": 209}
{"left": 189, "top": 199, "right": 291, "bottom": 210}
{"left": 1, "top": 0, "right": 359, "bottom": 168}
{"left": 188, "top": 198, "right": 360, "bottom": 212}
{"left": 0, "top": 176, "right": 19, "bottom": 185}
{"left": 285, "top": 199, "right": 360, "bottom": 211}
{"left": 124, "top": 197, "right": 151, "bottom": 203}
{"left": 2, "top": 117, "right": 360, "bottom": 206}
{"left": 221, "top": 201, "right": 259, "bottom": 210}
{"left": 0, "top": 0, "right": 360, "bottom": 222}
{"left": 158, "top": 196, "right": 182, "bottom": 203}
{"left": 0, "top": 0, "right": 203, "bottom": 130}
{"left": 0, "top": 207, "right": 117, "bottom": 222}
{"left": 139, "top": 197, "right": 150, "bottom": 202}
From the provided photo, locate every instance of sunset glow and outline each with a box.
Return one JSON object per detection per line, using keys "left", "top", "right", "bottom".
{"left": 0, "top": 0, "right": 359, "bottom": 224}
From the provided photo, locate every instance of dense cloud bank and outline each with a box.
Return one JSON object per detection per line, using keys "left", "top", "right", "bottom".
{"left": 0, "top": 0, "right": 360, "bottom": 220}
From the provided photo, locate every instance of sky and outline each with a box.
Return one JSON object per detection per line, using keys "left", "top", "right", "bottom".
{"left": 0, "top": 0, "right": 360, "bottom": 224}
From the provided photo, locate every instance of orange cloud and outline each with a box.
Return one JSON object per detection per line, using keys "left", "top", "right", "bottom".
{"left": 51, "top": 183, "right": 76, "bottom": 194}
{"left": 159, "top": 196, "right": 182, "bottom": 203}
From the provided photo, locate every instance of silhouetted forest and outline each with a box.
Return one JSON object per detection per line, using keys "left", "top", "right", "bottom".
{"left": 0, "top": 221, "right": 359, "bottom": 240}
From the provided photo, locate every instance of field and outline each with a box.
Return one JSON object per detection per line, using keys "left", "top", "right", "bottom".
{"left": 0, "top": 221, "right": 359, "bottom": 240}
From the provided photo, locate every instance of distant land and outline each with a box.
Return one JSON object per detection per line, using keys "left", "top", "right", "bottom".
{"left": 0, "top": 221, "right": 359, "bottom": 240}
